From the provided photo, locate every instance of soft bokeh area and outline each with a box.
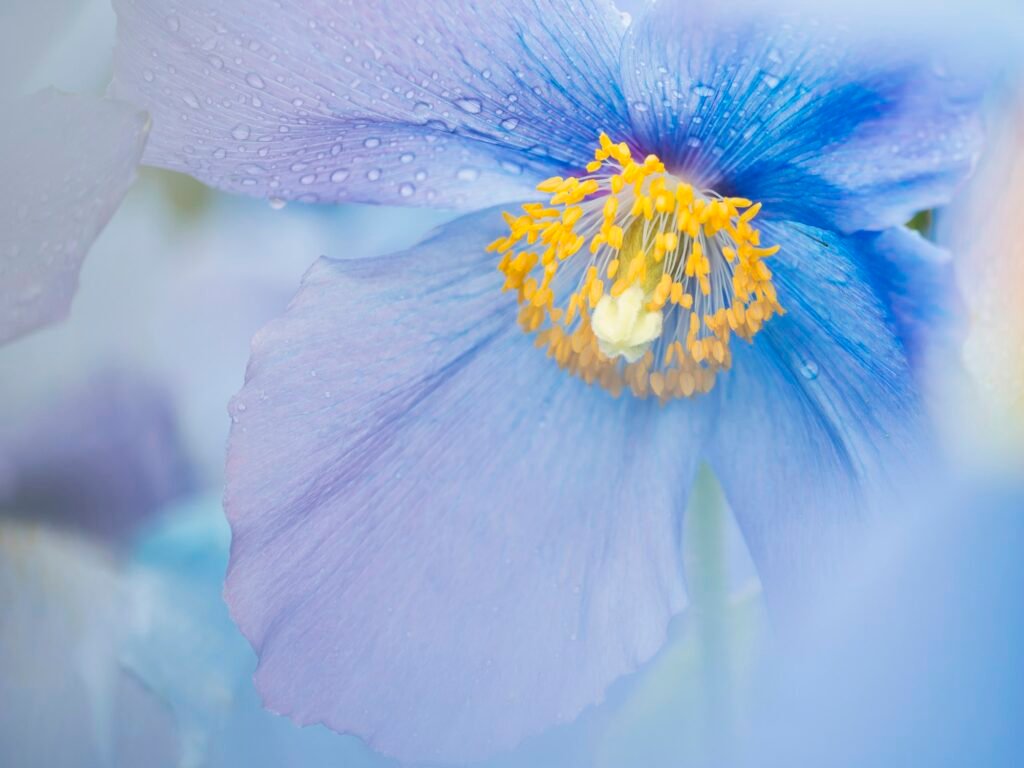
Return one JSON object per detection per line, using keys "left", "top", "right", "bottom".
{"left": 2, "top": 1, "right": 1022, "bottom": 767}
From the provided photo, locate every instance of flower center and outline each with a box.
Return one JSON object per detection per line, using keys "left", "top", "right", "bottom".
{"left": 490, "top": 133, "right": 783, "bottom": 400}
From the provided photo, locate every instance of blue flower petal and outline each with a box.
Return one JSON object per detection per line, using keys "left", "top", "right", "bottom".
{"left": 225, "top": 207, "right": 706, "bottom": 763}
{"left": 621, "top": 1, "right": 983, "bottom": 232}
{"left": 706, "top": 219, "right": 928, "bottom": 606}
{"left": 0, "top": 90, "right": 148, "bottom": 344}
{"left": 112, "top": 0, "right": 632, "bottom": 208}
{"left": 856, "top": 226, "right": 958, "bottom": 372}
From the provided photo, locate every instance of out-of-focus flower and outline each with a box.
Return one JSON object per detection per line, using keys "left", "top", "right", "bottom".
{"left": 0, "top": 370, "right": 195, "bottom": 544}
{"left": 737, "top": 477, "right": 1024, "bottom": 768}
{"left": 112, "top": 0, "right": 985, "bottom": 761}
{"left": 0, "top": 522, "right": 180, "bottom": 768}
{"left": 0, "top": 371, "right": 194, "bottom": 768}
{"left": 940, "top": 90, "right": 1024, "bottom": 465}
{"left": 0, "top": 89, "right": 148, "bottom": 345}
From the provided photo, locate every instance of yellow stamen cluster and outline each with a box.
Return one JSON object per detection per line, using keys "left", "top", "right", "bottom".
{"left": 489, "top": 133, "right": 784, "bottom": 401}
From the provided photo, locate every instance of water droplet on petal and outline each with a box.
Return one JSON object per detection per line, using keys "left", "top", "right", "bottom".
{"left": 231, "top": 124, "right": 251, "bottom": 141}
{"left": 399, "top": 183, "right": 416, "bottom": 198}
{"left": 269, "top": 197, "right": 287, "bottom": 210}
{"left": 366, "top": 169, "right": 382, "bottom": 181}
{"left": 455, "top": 98, "right": 483, "bottom": 114}
{"left": 500, "top": 117, "right": 519, "bottom": 131}
{"left": 456, "top": 166, "right": 480, "bottom": 181}
{"left": 245, "top": 72, "right": 266, "bottom": 89}
{"left": 182, "top": 92, "right": 201, "bottom": 109}
{"left": 399, "top": 152, "right": 415, "bottom": 164}
{"left": 330, "top": 169, "right": 350, "bottom": 183}
{"left": 799, "top": 360, "right": 820, "bottom": 380}
{"left": 363, "top": 137, "right": 381, "bottom": 148}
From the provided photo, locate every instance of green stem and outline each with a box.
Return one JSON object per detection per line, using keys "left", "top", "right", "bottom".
{"left": 684, "top": 464, "right": 734, "bottom": 765}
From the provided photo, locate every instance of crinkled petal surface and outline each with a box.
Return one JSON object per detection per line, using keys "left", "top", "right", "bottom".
{"left": 621, "top": 0, "right": 983, "bottom": 232}
{"left": 706, "top": 219, "right": 927, "bottom": 605}
{"left": 0, "top": 371, "right": 195, "bottom": 544}
{"left": 112, "top": 0, "right": 632, "bottom": 208}
{"left": 225, "top": 208, "right": 705, "bottom": 763}
{"left": 0, "top": 90, "right": 148, "bottom": 345}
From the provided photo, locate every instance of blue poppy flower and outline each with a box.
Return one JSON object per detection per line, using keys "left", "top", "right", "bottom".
{"left": 111, "top": 0, "right": 983, "bottom": 762}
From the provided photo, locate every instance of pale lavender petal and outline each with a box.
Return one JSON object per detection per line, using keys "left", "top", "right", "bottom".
{"left": 0, "top": 90, "right": 148, "bottom": 344}
{"left": 111, "top": 0, "right": 632, "bottom": 208}
{"left": 0, "top": 371, "right": 195, "bottom": 544}
{"left": 225, "top": 208, "right": 705, "bottom": 762}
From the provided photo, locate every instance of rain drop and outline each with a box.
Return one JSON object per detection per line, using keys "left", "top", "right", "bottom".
{"left": 363, "top": 137, "right": 381, "bottom": 148}
{"left": 455, "top": 98, "right": 483, "bottom": 114}
{"left": 330, "top": 169, "right": 350, "bottom": 183}
{"left": 366, "top": 169, "right": 382, "bottom": 181}
{"left": 269, "top": 197, "right": 287, "bottom": 210}
{"left": 300, "top": 173, "right": 317, "bottom": 185}
{"left": 457, "top": 166, "right": 480, "bottom": 181}
{"left": 231, "top": 124, "right": 251, "bottom": 141}
{"left": 799, "top": 360, "right": 820, "bottom": 380}
{"left": 399, "top": 183, "right": 416, "bottom": 198}
{"left": 245, "top": 72, "right": 266, "bottom": 89}
{"left": 399, "top": 152, "right": 415, "bottom": 164}
{"left": 500, "top": 117, "right": 519, "bottom": 131}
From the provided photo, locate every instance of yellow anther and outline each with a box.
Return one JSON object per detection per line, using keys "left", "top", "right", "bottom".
{"left": 493, "top": 132, "right": 782, "bottom": 400}
{"left": 607, "top": 225, "right": 624, "bottom": 249}
{"left": 537, "top": 176, "right": 564, "bottom": 193}
{"left": 740, "top": 202, "right": 762, "bottom": 223}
